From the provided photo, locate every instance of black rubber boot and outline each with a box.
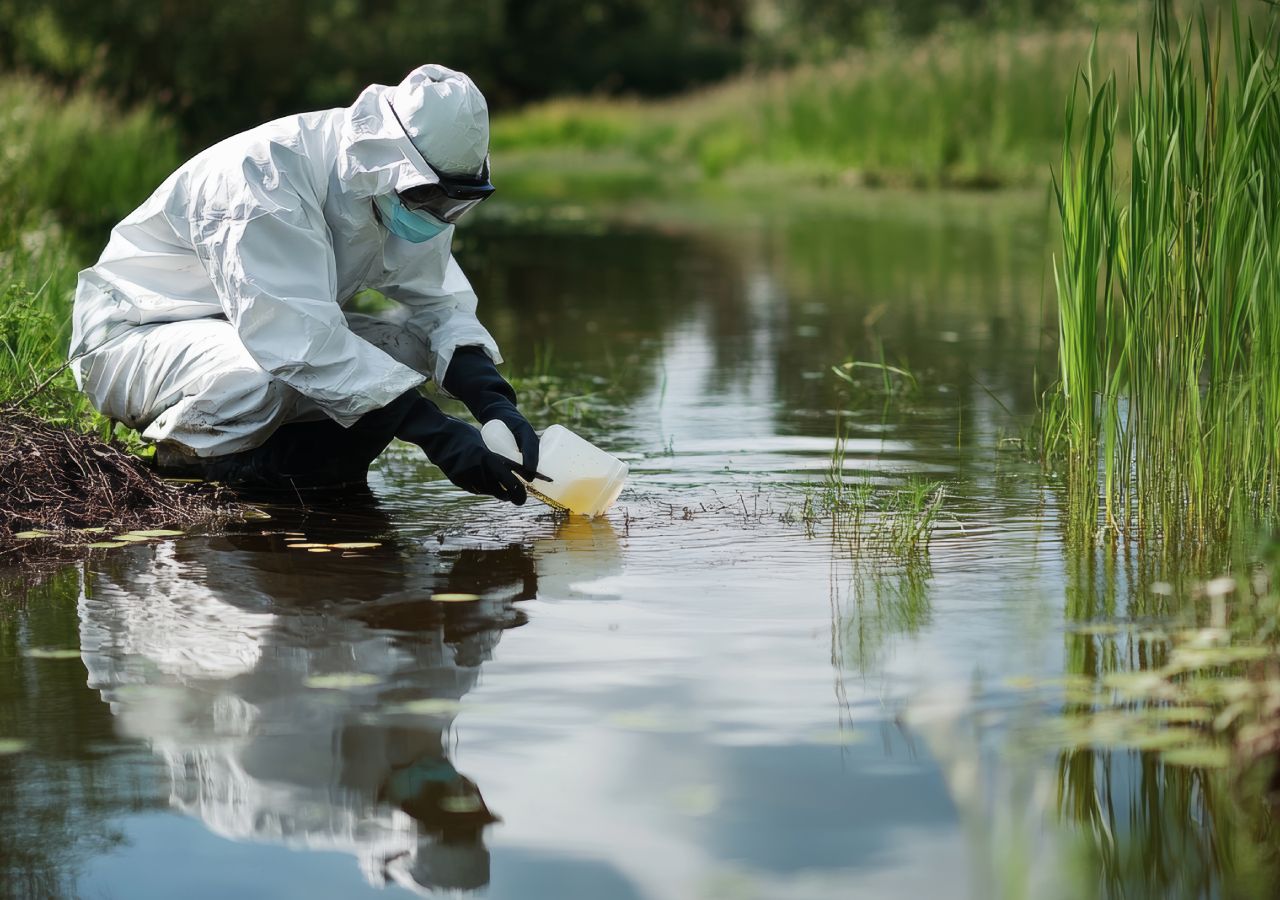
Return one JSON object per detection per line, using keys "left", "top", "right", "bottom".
{"left": 156, "top": 392, "right": 419, "bottom": 493}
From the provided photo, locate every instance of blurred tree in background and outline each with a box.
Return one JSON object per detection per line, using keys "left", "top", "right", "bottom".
{"left": 0, "top": 0, "right": 1127, "bottom": 145}
{"left": 0, "top": 0, "right": 748, "bottom": 143}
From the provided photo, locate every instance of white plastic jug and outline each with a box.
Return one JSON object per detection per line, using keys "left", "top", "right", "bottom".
{"left": 481, "top": 420, "right": 628, "bottom": 517}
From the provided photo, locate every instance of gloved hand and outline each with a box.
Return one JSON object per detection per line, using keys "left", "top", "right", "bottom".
{"left": 443, "top": 346, "right": 540, "bottom": 478}
{"left": 395, "top": 393, "right": 528, "bottom": 505}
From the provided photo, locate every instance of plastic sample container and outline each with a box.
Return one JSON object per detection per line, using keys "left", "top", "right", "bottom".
{"left": 481, "top": 420, "right": 628, "bottom": 517}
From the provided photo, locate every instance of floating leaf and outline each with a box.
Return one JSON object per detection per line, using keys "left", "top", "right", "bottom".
{"left": 393, "top": 698, "right": 465, "bottom": 716}
{"left": 805, "top": 729, "right": 867, "bottom": 746}
{"left": 287, "top": 543, "right": 329, "bottom": 549}
{"left": 1175, "top": 627, "right": 1232, "bottom": 648}
{"left": 307, "top": 548, "right": 331, "bottom": 553}
{"left": 24, "top": 648, "right": 81, "bottom": 660}
{"left": 1102, "top": 671, "right": 1170, "bottom": 698}
{"left": 0, "top": 739, "right": 28, "bottom": 755}
{"left": 15, "top": 530, "right": 56, "bottom": 539}
{"left": 112, "top": 534, "right": 155, "bottom": 542}
{"left": 85, "top": 541, "right": 127, "bottom": 549}
{"left": 1181, "top": 677, "right": 1256, "bottom": 703}
{"left": 304, "top": 673, "right": 382, "bottom": 689}
{"left": 432, "top": 593, "right": 479, "bottom": 603}
{"left": 1168, "top": 646, "right": 1270, "bottom": 671}
{"left": 607, "top": 708, "right": 696, "bottom": 733}
{"left": 1142, "top": 705, "right": 1215, "bottom": 725}
{"left": 439, "top": 795, "right": 484, "bottom": 814}
{"left": 241, "top": 507, "right": 272, "bottom": 520}
{"left": 329, "top": 542, "right": 381, "bottom": 549}
{"left": 130, "top": 529, "right": 185, "bottom": 538}
{"left": 669, "top": 784, "right": 719, "bottom": 817}
{"left": 1070, "top": 622, "right": 1123, "bottom": 636}
{"left": 77, "top": 526, "right": 109, "bottom": 534}
{"left": 1121, "top": 727, "right": 1204, "bottom": 751}
{"left": 1062, "top": 686, "right": 1102, "bottom": 706}
{"left": 1161, "top": 745, "right": 1231, "bottom": 769}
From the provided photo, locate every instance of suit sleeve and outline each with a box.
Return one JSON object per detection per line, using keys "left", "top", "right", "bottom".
{"left": 377, "top": 240, "right": 502, "bottom": 394}
{"left": 193, "top": 198, "right": 425, "bottom": 426}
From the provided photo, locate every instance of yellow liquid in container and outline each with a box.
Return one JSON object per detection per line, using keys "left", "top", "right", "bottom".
{"left": 481, "top": 422, "right": 628, "bottom": 517}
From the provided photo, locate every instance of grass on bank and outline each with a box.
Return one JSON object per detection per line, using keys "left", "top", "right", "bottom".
{"left": 1044, "top": 1, "right": 1280, "bottom": 545}
{"left": 492, "top": 27, "right": 1126, "bottom": 196}
{"left": 0, "top": 77, "right": 180, "bottom": 425}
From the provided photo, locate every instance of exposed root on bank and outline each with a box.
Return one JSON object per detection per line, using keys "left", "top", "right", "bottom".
{"left": 0, "top": 406, "right": 226, "bottom": 559}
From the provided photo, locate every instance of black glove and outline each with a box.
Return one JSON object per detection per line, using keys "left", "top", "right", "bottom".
{"left": 395, "top": 393, "right": 527, "bottom": 505}
{"left": 443, "top": 346, "right": 540, "bottom": 479}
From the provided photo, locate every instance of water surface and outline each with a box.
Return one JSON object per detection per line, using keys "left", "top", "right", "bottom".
{"left": 2, "top": 193, "right": 1273, "bottom": 899}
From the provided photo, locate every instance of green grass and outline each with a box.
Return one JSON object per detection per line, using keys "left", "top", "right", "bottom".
{"left": 492, "top": 27, "right": 1126, "bottom": 196}
{"left": 799, "top": 424, "right": 947, "bottom": 558}
{"left": 0, "top": 77, "right": 180, "bottom": 426}
{"left": 1044, "top": 1, "right": 1280, "bottom": 545}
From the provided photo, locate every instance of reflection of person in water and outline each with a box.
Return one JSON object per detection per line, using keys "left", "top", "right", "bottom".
{"left": 77, "top": 496, "right": 536, "bottom": 894}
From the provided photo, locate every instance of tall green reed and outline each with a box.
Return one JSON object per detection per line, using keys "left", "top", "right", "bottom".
{"left": 1046, "top": 1, "right": 1280, "bottom": 546}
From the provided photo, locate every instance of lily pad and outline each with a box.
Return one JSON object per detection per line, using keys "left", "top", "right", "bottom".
{"left": 393, "top": 698, "right": 465, "bottom": 716}
{"left": 304, "top": 673, "right": 382, "bottom": 690}
{"left": 1070, "top": 623, "right": 1124, "bottom": 636}
{"left": 112, "top": 534, "right": 155, "bottom": 542}
{"left": 24, "top": 648, "right": 81, "bottom": 660}
{"left": 85, "top": 542, "right": 128, "bottom": 549}
{"left": 1004, "top": 676, "right": 1037, "bottom": 691}
{"left": 130, "top": 529, "right": 185, "bottom": 538}
{"left": 669, "top": 784, "right": 719, "bottom": 817}
{"left": 607, "top": 708, "right": 697, "bottom": 733}
{"left": 805, "top": 729, "right": 868, "bottom": 746}
{"left": 1168, "top": 646, "right": 1270, "bottom": 671}
{"left": 1141, "top": 705, "right": 1215, "bottom": 725}
{"left": 330, "top": 542, "right": 381, "bottom": 550}
{"left": 307, "top": 548, "right": 332, "bottom": 553}
{"left": 1102, "top": 671, "right": 1170, "bottom": 698}
{"left": 76, "top": 526, "right": 109, "bottom": 534}
{"left": 439, "top": 795, "right": 484, "bottom": 814}
{"left": 1120, "top": 727, "right": 1204, "bottom": 751}
{"left": 1161, "top": 745, "right": 1231, "bottom": 769}
{"left": 287, "top": 543, "right": 329, "bottom": 549}
{"left": 432, "top": 593, "right": 480, "bottom": 603}
{"left": 0, "top": 739, "right": 28, "bottom": 755}
{"left": 15, "top": 530, "right": 56, "bottom": 539}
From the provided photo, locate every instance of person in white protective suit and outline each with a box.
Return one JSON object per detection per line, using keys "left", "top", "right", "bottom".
{"left": 70, "top": 65, "right": 543, "bottom": 501}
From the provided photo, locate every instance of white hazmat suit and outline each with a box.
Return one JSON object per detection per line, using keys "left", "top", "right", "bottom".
{"left": 70, "top": 65, "right": 501, "bottom": 458}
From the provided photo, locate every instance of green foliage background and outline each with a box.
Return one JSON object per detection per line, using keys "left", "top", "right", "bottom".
{"left": 0, "top": 0, "right": 1124, "bottom": 144}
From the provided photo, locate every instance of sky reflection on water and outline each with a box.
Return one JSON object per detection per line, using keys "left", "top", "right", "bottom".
{"left": 3, "top": 196, "right": 1272, "bottom": 899}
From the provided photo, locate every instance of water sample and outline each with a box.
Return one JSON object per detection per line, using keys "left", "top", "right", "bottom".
{"left": 481, "top": 420, "right": 628, "bottom": 517}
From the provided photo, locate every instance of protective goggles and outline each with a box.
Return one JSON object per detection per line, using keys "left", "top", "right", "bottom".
{"left": 398, "top": 158, "right": 495, "bottom": 224}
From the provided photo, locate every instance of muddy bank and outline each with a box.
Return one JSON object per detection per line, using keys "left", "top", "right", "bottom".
{"left": 0, "top": 406, "right": 227, "bottom": 561}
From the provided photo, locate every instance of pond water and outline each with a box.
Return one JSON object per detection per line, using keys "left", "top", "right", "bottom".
{"left": 2, "top": 194, "right": 1275, "bottom": 899}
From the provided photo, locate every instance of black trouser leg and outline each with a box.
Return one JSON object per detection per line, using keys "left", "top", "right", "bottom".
{"left": 170, "top": 392, "right": 420, "bottom": 491}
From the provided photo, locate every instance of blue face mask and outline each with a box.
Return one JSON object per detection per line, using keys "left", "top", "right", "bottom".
{"left": 373, "top": 193, "right": 449, "bottom": 243}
